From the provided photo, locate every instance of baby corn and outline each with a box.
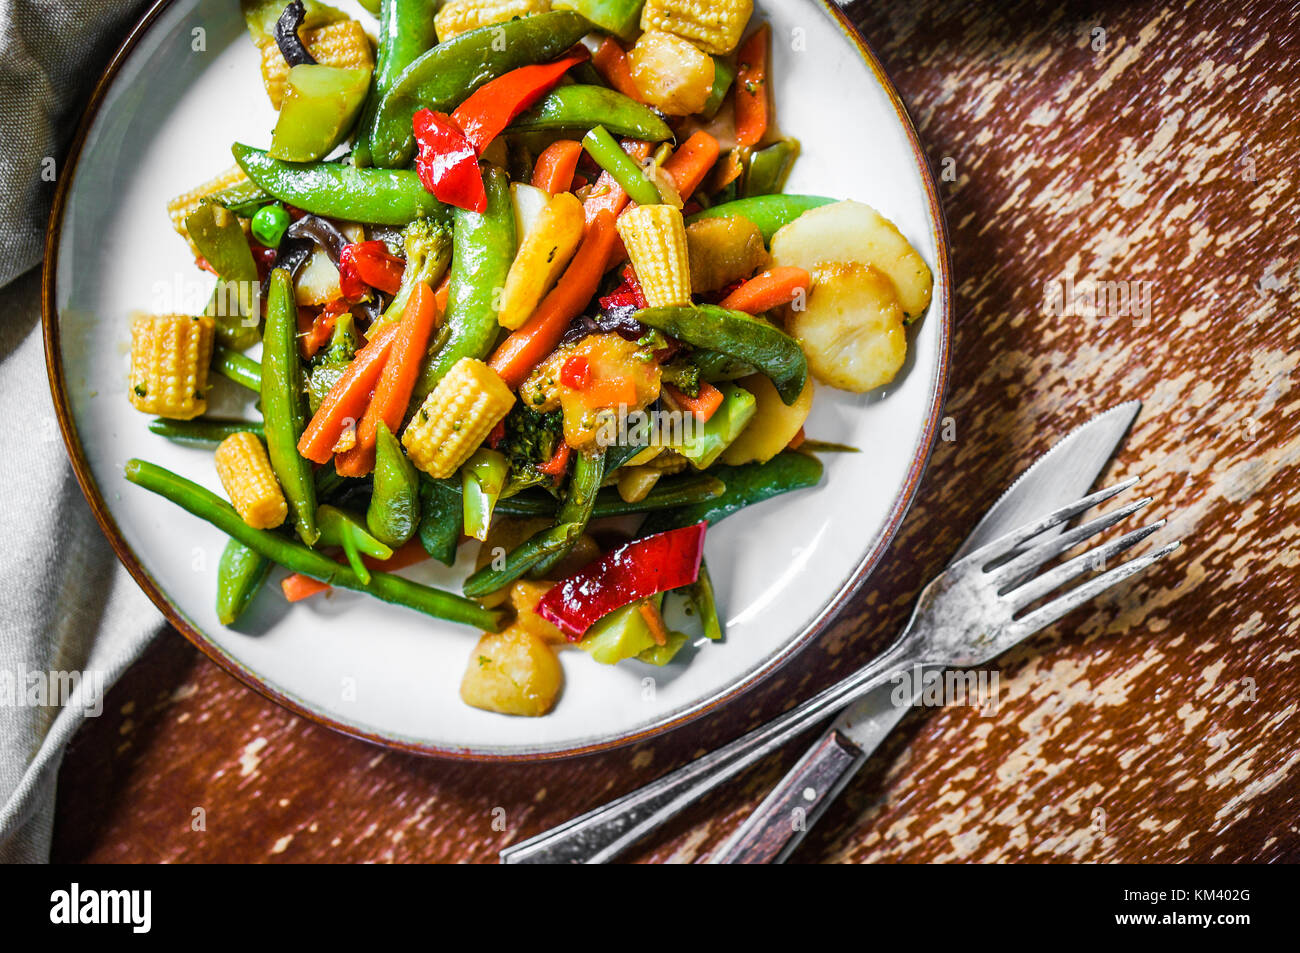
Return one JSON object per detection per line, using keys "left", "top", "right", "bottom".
{"left": 640, "top": 0, "right": 753, "bottom": 56}
{"left": 128, "top": 313, "right": 215, "bottom": 420}
{"left": 214, "top": 432, "right": 288, "bottom": 530}
{"left": 403, "top": 358, "right": 516, "bottom": 479}
{"left": 616, "top": 205, "right": 693, "bottom": 308}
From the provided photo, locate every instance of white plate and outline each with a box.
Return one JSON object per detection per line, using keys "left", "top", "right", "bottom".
{"left": 44, "top": 0, "right": 951, "bottom": 759}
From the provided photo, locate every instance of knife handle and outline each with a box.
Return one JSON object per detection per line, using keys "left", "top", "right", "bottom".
{"left": 710, "top": 729, "right": 867, "bottom": 864}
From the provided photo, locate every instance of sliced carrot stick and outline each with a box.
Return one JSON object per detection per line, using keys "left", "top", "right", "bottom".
{"left": 662, "top": 131, "right": 720, "bottom": 200}
{"left": 580, "top": 374, "right": 638, "bottom": 409}
{"left": 583, "top": 140, "right": 652, "bottom": 228}
{"left": 489, "top": 211, "right": 619, "bottom": 389}
{"left": 297, "top": 321, "right": 401, "bottom": 465}
{"left": 592, "top": 37, "right": 645, "bottom": 103}
{"left": 719, "top": 267, "right": 812, "bottom": 314}
{"left": 335, "top": 281, "right": 439, "bottom": 477}
{"left": 282, "top": 540, "right": 433, "bottom": 602}
{"left": 532, "top": 139, "right": 584, "bottom": 194}
{"left": 638, "top": 601, "right": 670, "bottom": 647}
{"left": 787, "top": 426, "right": 806, "bottom": 450}
{"left": 664, "top": 381, "right": 724, "bottom": 422}
{"left": 734, "top": 25, "right": 770, "bottom": 149}
{"left": 283, "top": 574, "right": 331, "bottom": 602}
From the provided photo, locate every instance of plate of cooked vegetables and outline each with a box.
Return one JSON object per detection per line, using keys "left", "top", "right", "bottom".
{"left": 44, "top": 0, "right": 950, "bottom": 757}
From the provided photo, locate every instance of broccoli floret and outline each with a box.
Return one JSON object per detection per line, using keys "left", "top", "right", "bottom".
{"left": 379, "top": 218, "right": 452, "bottom": 325}
{"left": 498, "top": 404, "right": 563, "bottom": 496}
{"left": 660, "top": 360, "right": 701, "bottom": 397}
{"left": 307, "top": 312, "right": 357, "bottom": 414}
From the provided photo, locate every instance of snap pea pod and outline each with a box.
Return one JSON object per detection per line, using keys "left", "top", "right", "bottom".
{"left": 418, "top": 478, "right": 464, "bottom": 566}
{"left": 463, "top": 522, "right": 582, "bottom": 598}
{"left": 367, "top": 422, "right": 421, "bottom": 548}
{"left": 553, "top": 0, "right": 642, "bottom": 40}
{"left": 743, "top": 140, "right": 800, "bottom": 198}
{"left": 582, "top": 125, "right": 662, "bottom": 207}
{"left": 686, "top": 558, "right": 722, "bottom": 641}
{"left": 635, "top": 304, "right": 808, "bottom": 404}
{"left": 203, "top": 178, "right": 274, "bottom": 217}
{"left": 233, "top": 144, "right": 447, "bottom": 226}
{"left": 216, "top": 538, "right": 271, "bottom": 626}
{"left": 462, "top": 448, "right": 509, "bottom": 542}
{"left": 640, "top": 452, "right": 824, "bottom": 533}
{"left": 125, "top": 459, "right": 503, "bottom": 630}
{"left": 262, "top": 268, "right": 319, "bottom": 545}
{"left": 187, "top": 204, "right": 261, "bottom": 349}
{"left": 211, "top": 344, "right": 262, "bottom": 393}
{"left": 370, "top": 10, "right": 593, "bottom": 168}
{"left": 354, "top": 0, "right": 439, "bottom": 167}
{"left": 414, "top": 167, "right": 516, "bottom": 397}
{"left": 531, "top": 449, "right": 605, "bottom": 578}
{"left": 508, "top": 86, "right": 672, "bottom": 142}
{"left": 688, "top": 194, "right": 834, "bottom": 243}
{"left": 148, "top": 418, "right": 264, "bottom": 447}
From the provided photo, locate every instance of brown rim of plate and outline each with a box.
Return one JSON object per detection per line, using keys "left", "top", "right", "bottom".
{"left": 41, "top": 0, "right": 953, "bottom": 762}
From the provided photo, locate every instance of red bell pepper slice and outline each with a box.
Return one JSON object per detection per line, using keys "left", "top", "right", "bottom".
{"left": 413, "top": 108, "right": 487, "bottom": 213}
{"left": 598, "top": 266, "right": 648, "bottom": 311}
{"left": 560, "top": 354, "right": 591, "bottom": 389}
{"left": 537, "top": 441, "right": 571, "bottom": 478}
{"left": 451, "top": 51, "right": 589, "bottom": 154}
{"left": 536, "top": 522, "right": 708, "bottom": 639}
{"left": 338, "top": 241, "right": 405, "bottom": 301}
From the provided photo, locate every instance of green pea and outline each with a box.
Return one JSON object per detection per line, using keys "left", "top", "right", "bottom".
{"left": 251, "top": 203, "right": 290, "bottom": 248}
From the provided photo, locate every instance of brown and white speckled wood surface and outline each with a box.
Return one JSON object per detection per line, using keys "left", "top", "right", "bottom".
{"left": 52, "top": 0, "right": 1300, "bottom": 863}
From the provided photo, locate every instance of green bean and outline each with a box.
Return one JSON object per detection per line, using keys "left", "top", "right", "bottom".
{"left": 640, "top": 452, "right": 824, "bottom": 533}
{"left": 531, "top": 449, "right": 605, "bottom": 578}
{"left": 354, "top": 0, "right": 439, "bottom": 167}
{"left": 483, "top": 472, "right": 726, "bottom": 519}
{"left": 262, "top": 268, "right": 318, "bottom": 545}
{"left": 148, "top": 418, "right": 264, "bottom": 447}
{"left": 635, "top": 304, "right": 808, "bottom": 404}
{"left": 415, "top": 166, "right": 516, "bottom": 397}
{"left": 211, "top": 344, "right": 262, "bottom": 393}
{"left": 583, "top": 125, "right": 662, "bottom": 207}
{"left": 317, "top": 505, "right": 393, "bottom": 585}
{"left": 509, "top": 86, "right": 672, "bottom": 142}
{"left": 370, "top": 11, "right": 592, "bottom": 168}
{"left": 216, "top": 538, "right": 271, "bottom": 626}
{"left": 233, "top": 144, "right": 447, "bottom": 226}
{"left": 463, "top": 522, "right": 582, "bottom": 598}
{"left": 688, "top": 194, "right": 834, "bottom": 243}
{"left": 125, "top": 460, "right": 502, "bottom": 630}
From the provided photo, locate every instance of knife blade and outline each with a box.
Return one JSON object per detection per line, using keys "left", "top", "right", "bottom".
{"left": 711, "top": 401, "right": 1142, "bottom": 863}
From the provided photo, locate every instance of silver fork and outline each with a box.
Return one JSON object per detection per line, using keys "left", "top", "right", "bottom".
{"left": 500, "top": 478, "right": 1179, "bottom": 864}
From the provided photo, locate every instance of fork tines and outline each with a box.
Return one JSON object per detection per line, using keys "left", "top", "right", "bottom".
{"left": 970, "top": 478, "right": 1180, "bottom": 636}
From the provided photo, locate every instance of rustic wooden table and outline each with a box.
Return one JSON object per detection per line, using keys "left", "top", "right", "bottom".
{"left": 53, "top": 0, "right": 1300, "bottom": 863}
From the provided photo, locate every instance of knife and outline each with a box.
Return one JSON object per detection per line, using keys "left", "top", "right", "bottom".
{"left": 709, "top": 401, "right": 1143, "bottom": 863}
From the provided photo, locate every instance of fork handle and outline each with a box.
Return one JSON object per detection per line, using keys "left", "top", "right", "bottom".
{"left": 498, "top": 638, "right": 913, "bottom": 864}
{"left": 709, "top": 728, "right": 866, "bottom": 864}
